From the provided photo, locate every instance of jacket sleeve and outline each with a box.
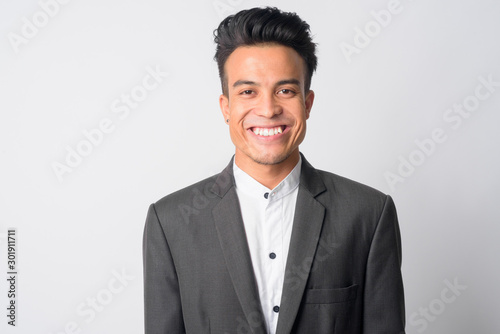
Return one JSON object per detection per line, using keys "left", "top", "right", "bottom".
{"left": 143, "top": 203, "right": 186, "bottom": 334}
{"left": 363, "top": 195, "right": 406, "bottom": 333}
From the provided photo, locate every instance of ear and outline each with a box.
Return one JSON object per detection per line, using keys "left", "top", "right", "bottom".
{"left": 219, "top": 94, "right": 230, "bottom": 122}
{"left": 304, "top": 90, "right": 315, "bottom": 120}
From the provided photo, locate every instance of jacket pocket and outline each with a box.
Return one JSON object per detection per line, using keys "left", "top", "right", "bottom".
{"left": 291, "top": 285, "right": 359, "bottom": 333}
{"left": 303, "top": 284, "right": 358, "bottom": 304}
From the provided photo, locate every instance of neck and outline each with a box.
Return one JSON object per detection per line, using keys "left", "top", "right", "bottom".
{"left": 234, "top": 150, "right": 300, "bottom": 189}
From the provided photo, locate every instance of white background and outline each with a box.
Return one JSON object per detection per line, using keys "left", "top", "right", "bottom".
{"left": 1, "top": 0, "right": 499, "bottom": 333}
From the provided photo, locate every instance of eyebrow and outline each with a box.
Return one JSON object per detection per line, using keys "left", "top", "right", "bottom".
{"left": 233, "top": 80, "right": 258, "bottom": 88}
{"left": 232, "top": 78, "right": 301, "bottom": 88}
{"left": 276, "top": 79, "right": 301, "bottom": 86}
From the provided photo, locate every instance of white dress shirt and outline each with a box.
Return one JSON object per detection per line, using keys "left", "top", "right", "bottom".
{"left": 233, "top": 157, "right": 301, "bottom": 334}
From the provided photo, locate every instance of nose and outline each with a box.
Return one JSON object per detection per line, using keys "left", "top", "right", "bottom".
{"left": 255, "top": 92, "right": 282, "bottom": 118}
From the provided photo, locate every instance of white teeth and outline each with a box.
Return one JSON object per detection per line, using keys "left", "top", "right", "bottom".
{"left": 252, "top": 126, "right": 284, "bottom": 136}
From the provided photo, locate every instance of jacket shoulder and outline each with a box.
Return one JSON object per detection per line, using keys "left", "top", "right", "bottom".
{"left": 313, "top": 168, "right": 389, "bottom": 210}
{"left": 154, "top": 173, "right": 221, "bottom": 212}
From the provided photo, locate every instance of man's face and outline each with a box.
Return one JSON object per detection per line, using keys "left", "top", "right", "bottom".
{"left": 219, "top": 44, "right": 314, "bottom": 168}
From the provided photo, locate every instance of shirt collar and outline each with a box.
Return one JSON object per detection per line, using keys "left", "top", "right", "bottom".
{"left": 233, "top": 156, "right": 302, "bottom": 202}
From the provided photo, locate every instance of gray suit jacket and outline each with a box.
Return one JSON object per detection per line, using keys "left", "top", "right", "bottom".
{"left": 143, "top": 155, "right": 405, "bottom": 333}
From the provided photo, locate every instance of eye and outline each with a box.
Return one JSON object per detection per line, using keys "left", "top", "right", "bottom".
{"left": 278, "top": 89, "right": 296, "bottom": 96}
{"left": 240, "top": 89, "right": 254, "bottom": 95}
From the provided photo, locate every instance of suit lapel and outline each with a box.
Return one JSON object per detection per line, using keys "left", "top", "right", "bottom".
{"left": 211, "top": 161, "right": 267, "bottom": 334}
{"left": 275, "top": 155, "right": 327, "bottom": 334}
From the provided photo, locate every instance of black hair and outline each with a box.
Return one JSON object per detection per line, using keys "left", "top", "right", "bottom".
{"left": 214, "top": 7, "right": 317, "bottom": 95}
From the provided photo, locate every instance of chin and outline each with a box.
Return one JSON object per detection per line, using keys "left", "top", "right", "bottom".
{"left": 251, "top": 152, "right": 292, "bottom": 166}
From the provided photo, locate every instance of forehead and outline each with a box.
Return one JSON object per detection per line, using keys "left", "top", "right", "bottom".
{"left": 224, "top": 44, "right": 306, "bottom": 85}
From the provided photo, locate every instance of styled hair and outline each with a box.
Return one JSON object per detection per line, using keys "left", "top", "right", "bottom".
{"left": 214, "top": 7, "right": 317, "bottom": 95}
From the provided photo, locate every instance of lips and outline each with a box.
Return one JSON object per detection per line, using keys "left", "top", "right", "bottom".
{"left": 251, "top": 126, "right": 285, "bottom": 136}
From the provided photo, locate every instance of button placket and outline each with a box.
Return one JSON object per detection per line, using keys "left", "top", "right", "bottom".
{"left": 265, "top": 196, "right": 283, "bottom": 329}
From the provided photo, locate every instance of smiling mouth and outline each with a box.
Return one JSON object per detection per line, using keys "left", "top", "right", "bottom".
{"left": 251, "top": 126, "right": 286, "bottom": 137}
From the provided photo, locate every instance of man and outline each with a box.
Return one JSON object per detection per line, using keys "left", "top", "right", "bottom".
{"left": 143, "top": 7, "right": 405, "bottom": 334}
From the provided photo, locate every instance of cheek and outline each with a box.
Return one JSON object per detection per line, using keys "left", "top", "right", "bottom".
{"left": 229, "top": 105, "right": 252, "bottom": 127}
{"left": 228, "top": 123, "right": 247, "bottom": 142}
{"left": 293, "top": 112, "right": 308, "bottom": 127}
{"left": 296, "top": 123, "right": 307, "bottom": 139}
{"left": 292, "top": 117, "right": 308, "bottom": 140}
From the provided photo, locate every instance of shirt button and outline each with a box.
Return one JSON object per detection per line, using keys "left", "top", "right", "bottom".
{"left": 264, "top": 192, "right": 269, "bottom": 199}
{"left": 269, "top": 252, "right": 276, "bottom": 259}
{"left": 273, "top": 305, "right": 280, "bottom": 313}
